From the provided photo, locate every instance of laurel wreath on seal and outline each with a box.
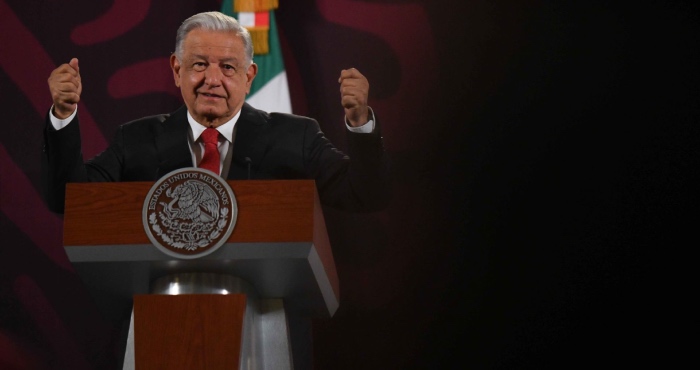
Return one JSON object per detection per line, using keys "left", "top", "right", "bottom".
{"left": 149, "top": 208, "right": 229, "bottom": 251}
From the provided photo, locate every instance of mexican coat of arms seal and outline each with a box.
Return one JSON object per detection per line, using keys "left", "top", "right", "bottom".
{"left": 142, "top": 168, "right": 237, "bottom": 259}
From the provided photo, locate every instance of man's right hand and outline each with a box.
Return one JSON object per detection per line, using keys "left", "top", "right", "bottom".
{"left": 48, "top": 58, "right": 81, "bottom": 119}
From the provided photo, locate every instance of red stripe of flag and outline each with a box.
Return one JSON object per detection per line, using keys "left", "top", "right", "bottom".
{"left": 255, "top": 11, "right": 270, "bottom": 27}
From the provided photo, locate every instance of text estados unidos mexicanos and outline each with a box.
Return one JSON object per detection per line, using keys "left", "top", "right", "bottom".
{"left": 148, "top": 172, "right": 229, "bottom": 210}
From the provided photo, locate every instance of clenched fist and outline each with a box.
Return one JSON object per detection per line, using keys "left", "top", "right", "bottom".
{"left": 338, "top": 68, "right": 370, "bottom": 127}
{"left": 48, "top": 58, "right": 82, "bottom": 119}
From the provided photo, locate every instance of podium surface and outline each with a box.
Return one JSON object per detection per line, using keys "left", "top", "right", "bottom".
{"left": 63, "top": 180, "right": 339, "bottom": 319}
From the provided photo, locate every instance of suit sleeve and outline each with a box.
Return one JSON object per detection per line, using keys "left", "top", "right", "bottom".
{"left": 303, "top": 116, "right": 391, "bottom": 212}
{"left": 41, "top": 113, "right": 125, "bottom": 213}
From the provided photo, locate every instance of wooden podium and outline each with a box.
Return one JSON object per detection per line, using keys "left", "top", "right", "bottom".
{"left": 63, "top": 180, "right": 339, "bottom": 369}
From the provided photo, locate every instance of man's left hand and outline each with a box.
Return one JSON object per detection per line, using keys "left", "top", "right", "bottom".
{"left": 338, "top": 68, "right": 369, "bottom": 127}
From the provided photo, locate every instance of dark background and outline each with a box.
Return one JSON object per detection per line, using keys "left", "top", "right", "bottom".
{"left": 1, "top": 0, "right": 698, "bottom": 368}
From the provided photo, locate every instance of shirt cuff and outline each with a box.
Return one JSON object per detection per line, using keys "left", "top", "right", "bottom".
{"left": 49, "top": 106, "right": 77, "bottom": 130}
{"left": 345, "top": 107, "right": 376, "bottom": 134}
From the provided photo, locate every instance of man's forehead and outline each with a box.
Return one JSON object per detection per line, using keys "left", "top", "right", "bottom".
{"left": 187, "top": 53, "right": 241, "bottom": 63}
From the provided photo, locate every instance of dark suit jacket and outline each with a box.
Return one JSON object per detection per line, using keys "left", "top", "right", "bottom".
{"left": 43, "top": 103, "right": 389, "bottom": 213}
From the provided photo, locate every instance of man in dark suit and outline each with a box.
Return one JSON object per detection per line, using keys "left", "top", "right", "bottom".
{"left": 43, "top": 11, "right": 389, "bottom": 213}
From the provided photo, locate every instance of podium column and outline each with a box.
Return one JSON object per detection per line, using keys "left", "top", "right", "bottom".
{"left": 121, "top": 273, "right": 294, "bottom": 370}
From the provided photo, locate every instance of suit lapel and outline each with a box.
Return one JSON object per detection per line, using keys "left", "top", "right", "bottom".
{"left": 155, "top": 106, "right": 193, "bottom": 178}
{"left": 228, "top": 103, "right": 269, "bottom": 180}
{"left": 151, "top": 104, "right": 269, "bottom": 180}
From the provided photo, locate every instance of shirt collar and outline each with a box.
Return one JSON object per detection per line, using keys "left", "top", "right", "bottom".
{"left": 187, "top": 110, "right": 241, "bottom": 143}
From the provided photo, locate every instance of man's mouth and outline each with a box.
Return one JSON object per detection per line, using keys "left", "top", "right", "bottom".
{"left": 199, "top": 92, "right": 224, "bottom": 99}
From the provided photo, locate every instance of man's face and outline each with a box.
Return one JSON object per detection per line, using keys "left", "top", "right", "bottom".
{"left": 171, "top": 29, "right": 257, "bottom": 127}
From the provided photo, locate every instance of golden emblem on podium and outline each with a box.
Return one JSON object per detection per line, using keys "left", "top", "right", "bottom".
{"left": 143, "top": 168, "right": 238, "bottom": 259}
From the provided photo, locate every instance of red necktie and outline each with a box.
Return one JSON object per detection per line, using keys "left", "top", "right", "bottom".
{"left": 199, "top": 127, "right": 220, "bottom": 175}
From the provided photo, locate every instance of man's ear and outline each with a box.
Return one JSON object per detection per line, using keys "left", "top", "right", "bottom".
{"left": 170, "top": 54, "right": 181, "bottom": 87}
{"left": 245, "top": 63, "right": 258, "bottom": 94}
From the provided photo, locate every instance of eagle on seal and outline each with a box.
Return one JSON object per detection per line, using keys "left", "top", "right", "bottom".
{"left": 161, "top": 180, "right": 219, "bottom": 223}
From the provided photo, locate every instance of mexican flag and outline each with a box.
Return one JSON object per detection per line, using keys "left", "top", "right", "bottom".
{"left": 221, "top": 0, "right": 292, "bottom": 114}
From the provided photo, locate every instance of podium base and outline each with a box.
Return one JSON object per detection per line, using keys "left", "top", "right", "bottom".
{"left": 122, "top": 273, "right": 294, "bottom": 370}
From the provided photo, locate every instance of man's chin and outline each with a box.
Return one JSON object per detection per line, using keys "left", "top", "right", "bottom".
{"left": 194, "top": 104, "right": 223, "bottom": 116}
{"left": 192, "top": 108, "right": 231, "bottom": 124}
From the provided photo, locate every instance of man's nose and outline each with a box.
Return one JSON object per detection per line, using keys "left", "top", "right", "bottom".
{"left": 204, "top": 66, "right": 223, "bottom": 86}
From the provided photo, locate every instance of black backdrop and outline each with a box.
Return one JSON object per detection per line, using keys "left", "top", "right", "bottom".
{"left": 1, "top": 0, "right": 698, "bottom": 368}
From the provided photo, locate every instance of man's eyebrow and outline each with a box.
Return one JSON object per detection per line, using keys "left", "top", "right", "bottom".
{"left": 189, "top": 54, "right": 239, "bottom": 63}
{"left": 185, "top": 54, "right": 240, "bottom": 66}
{"left": 218, "top": 58, "right": 239, "bottom": 64}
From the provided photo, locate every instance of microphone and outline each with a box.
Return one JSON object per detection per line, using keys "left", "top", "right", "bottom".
{"left": 245, "top": 157, "right": 252, "bottom": 180}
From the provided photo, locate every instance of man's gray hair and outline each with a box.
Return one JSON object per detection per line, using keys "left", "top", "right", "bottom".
{"left": 174, "top": 11, "right": 254, "bottom": 65}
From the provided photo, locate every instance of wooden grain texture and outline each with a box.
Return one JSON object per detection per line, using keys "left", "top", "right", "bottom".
{"left": 63, "top": 180, "right": 316, "bottom": 246}
{"left": 133, "top": 294, "right": 246, "bottom": 370}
